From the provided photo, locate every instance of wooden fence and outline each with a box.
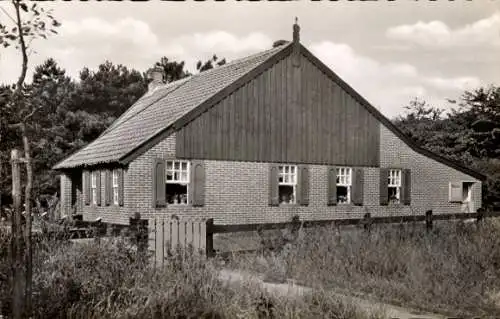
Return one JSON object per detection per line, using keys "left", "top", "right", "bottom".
{"left": 147, "top": 216, "right": 213, "bottom": 266}
{"left": 146, "top": 209, "right": 500, "bottom": 261}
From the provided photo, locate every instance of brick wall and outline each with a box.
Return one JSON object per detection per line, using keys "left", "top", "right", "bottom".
{"left": 380, "top": 125, "right": 481, "bottom": 215}
{"left": 73, "top": 124, "right": 482, "bottom": 226}
{"left": 79, "top": 170, "right": 131, "bottom": 224}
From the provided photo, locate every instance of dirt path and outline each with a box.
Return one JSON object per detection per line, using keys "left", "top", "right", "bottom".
{"left": 219, "top": 268, "right": 445, "bottom": 319}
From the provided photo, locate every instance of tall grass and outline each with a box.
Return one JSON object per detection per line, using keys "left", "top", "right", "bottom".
{"left": 230, "top": 219, "right": 500, "bottom": 316}
{"left": 0, "top": 228, "right": 383, "bottom": 319}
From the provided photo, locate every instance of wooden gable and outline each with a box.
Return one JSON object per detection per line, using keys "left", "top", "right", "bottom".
{"left": 176, "top": 49, "right": 380, "bottom": 167}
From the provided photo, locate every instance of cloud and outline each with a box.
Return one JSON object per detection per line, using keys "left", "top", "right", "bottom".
{"left": 0, "top": 14, "right": 483, "bottom": 118}
{"left": 308, "top": 41, "right": 481, "bottom": 117}
{"left": 386, "top": 13, "right": 500, "bottom": 47}
{"left": 0, "top": 16, "right": 273, "bottom": 86}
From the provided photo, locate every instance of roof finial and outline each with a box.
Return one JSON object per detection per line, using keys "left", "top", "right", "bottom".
{"left": 293, "top": 17, "right": 300, "bottom": 44}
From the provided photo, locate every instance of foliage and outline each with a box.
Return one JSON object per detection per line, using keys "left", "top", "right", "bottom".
{"left": 196, "top": 54, "right": 226, "bottom": 72}
{"left": 74, "top": 61, "right": 147, "bottom": 117}
{"left": 0, "top": 233, "right": 381, "bottom": 319}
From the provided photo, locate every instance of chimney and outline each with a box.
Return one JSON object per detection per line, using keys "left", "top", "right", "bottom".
{"left": 147, "top": 66, "right": 163, "bottom": 91}
{"left": 293, "top": 17, "right": 300, "bottom": 67}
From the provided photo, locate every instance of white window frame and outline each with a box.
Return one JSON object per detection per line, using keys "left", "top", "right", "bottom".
{"left": 91, "top": 171, "right": 97, "bottom": 205}
{"left": 336, "top": 167, "right": 352, "bottom": 204}
{"left": 278, "top": 165, "right": 297, "bottom": 204}
{"left": 112, "top": 170, "right": 119, "bottom": 205}
{"left": 388, "top": 169, "right": 402, "bottom": 204}
{"left": 165, "top": 160, "right": 190, "bottom": 205}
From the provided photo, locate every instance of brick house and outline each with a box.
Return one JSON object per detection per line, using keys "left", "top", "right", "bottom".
{"left": 53, "top": 23, "right": 484, "bottom": 226}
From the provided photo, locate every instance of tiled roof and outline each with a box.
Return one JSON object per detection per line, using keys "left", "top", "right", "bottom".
{"left": 54, "top": 44, "right": 290, "bottom": 169}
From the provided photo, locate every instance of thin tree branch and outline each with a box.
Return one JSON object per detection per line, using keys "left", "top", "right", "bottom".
{"left": 23, "top": 105, "right": 43, "bottom": 122}
{"left": 13, "top": 0, "right": 28, "bottom": 93}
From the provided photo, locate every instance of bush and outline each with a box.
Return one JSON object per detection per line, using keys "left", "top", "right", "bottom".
{"left": 231, "top": 219, "right": 500, "bottom": 316}
{"left": 0, "top": 229, "right": 380, "bottom": 319}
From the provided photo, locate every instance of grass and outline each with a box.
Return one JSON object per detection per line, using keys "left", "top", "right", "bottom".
{"left": 0, "top": 225, "right": 384, "bottom": 319}
{"left": 227, "top": 219, "right": 500, "bottom": 317}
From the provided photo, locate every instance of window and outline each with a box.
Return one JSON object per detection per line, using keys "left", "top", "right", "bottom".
{"left": 112, "top": 170, "right": 119, "bottom": 205}
{"left": 388, "top": 169, "right": 401, "bottom": 204}
{"left": 166, "top": 160, "right": 189, "bottom": 205}
{"left": 278, "top": 165, "right": 296, "bottom": 204}
{"left": 336, "top": 167, "right": 352, "bottom": 204}
{"left": 91, "top": 171, "right": 97, "bottom": 205}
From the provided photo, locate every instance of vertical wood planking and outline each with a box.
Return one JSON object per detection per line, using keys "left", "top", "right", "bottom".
{"left": 174, "top": 54, "right": 380, "bottom": 167}
{"left": 192, "top": 220, "right": 199, "bottom": 251}
{"left": 275, "top": 60, "right": 283, "bottom": 162}
{"left": 164, "top": 219, "right": 171, "bottom": 256}
{"left": 331, "top": 84, "right": 339, "bottom": 162}
{"left": 228, "top": 94, "right": 235, "bottom": 159}
{"left": 270, "top": 62, "right": 277, "bottom": 161}
{"left": 222, "top": 98, "right": 229, "bottom": 159}
{"left": 171, "top": 219, "right": 179, "bottom": 251}
{"left": 148, "top": 218, "right": 156, "bottom": 254}
{"left": 304, "top": 60, "right": 312, "bottom": 163}
{"left": 256, "top": 73, "right": 262, "bottom": 160}
{"left": 156, "top": 217, "right": 164, "bottom": 266}
{"left": 285, "top": 57, "right": 293, "bottom": 162}
{"left": 186, "top": 220, "right": 193, "bottom": 248}
{"left": 178, "top": 220, "right": 186, "bottom": 249}
{"left": 240, "top": 84, "right": 248, "bottom": 161}
{"left": 264, "top": 69, "right": 271, "bottom": 161}
{"left": 199, "top": 220, "right": 207, "bottom": 252}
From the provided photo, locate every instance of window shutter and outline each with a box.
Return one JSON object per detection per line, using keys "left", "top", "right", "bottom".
{"left": 352, "top": 168, "right": 364, "bottom": 206}
{"left": 269, "top": 164, "right": 279, "bottom": 206}
{"left": 402, "top": 169, "right": 411, "bottom": 205}
{"left": 449, "top": 182, "right": 463, "bottom": 203}
{"left": 327, "top": 166, "right": 337, "bottom": 206}
{"left": 152, "top": 159, "right": 166, "bottom": 207}
{"left": 96, "top": 171, "right": 101, "bottom": 206}
{"left": 84, "top": 171, "right": 90, "bottom": 205}
{"left": 104, "top": 170, "right": 111, "bottom": 206}
{"left": 298, "top": 165, "right": 309, "bottom": 206}
{"left": 380, "top": 168, "right": 389, "bottom": 206}
{"left": 191, "top": 160, "right": 205, "bottom": 207}
{"left": 118, "top": 168, "right": 124, "bottom": 206}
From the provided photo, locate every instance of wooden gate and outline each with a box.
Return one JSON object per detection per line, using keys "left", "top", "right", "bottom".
{"left": 148, "top": 216, "right": 213, "bottom": 266}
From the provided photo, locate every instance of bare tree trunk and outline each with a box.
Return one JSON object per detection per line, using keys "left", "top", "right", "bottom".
{"left": 22, "top": 123, "right": 32, "bottom": 317}
{"left": 11, "top": 149, "right": 24, "bottom": 319}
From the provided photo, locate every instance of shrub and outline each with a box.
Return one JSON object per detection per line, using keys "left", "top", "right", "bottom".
{"left": 0, "top": 228, "right": 381, "bottom": 319}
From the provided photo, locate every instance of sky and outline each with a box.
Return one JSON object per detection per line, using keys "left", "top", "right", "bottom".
{"left": 0, "top": 1, "right": 499, "bottom": 119}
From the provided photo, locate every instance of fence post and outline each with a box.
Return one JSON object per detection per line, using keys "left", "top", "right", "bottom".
{"left": 11, "top": 149, "right": 25, "bottom": 319}
{"left": 425, "top": 210, "right": 433, "bottom": 231}
{"left": 205, "top": 218, "right": 214, "bottom": 257}
{"left": 476, "top": 207, "right": 484, "bottom": 225}
{"left": 363, "top": 212, "right": 372, "bottom": 233}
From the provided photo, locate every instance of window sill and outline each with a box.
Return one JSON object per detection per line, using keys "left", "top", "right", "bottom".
{"left": 387, "top": 203, "right": 410, "bottom": 208}
{"left": 279, "top": 203, "right": 298, "bottom": 207}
